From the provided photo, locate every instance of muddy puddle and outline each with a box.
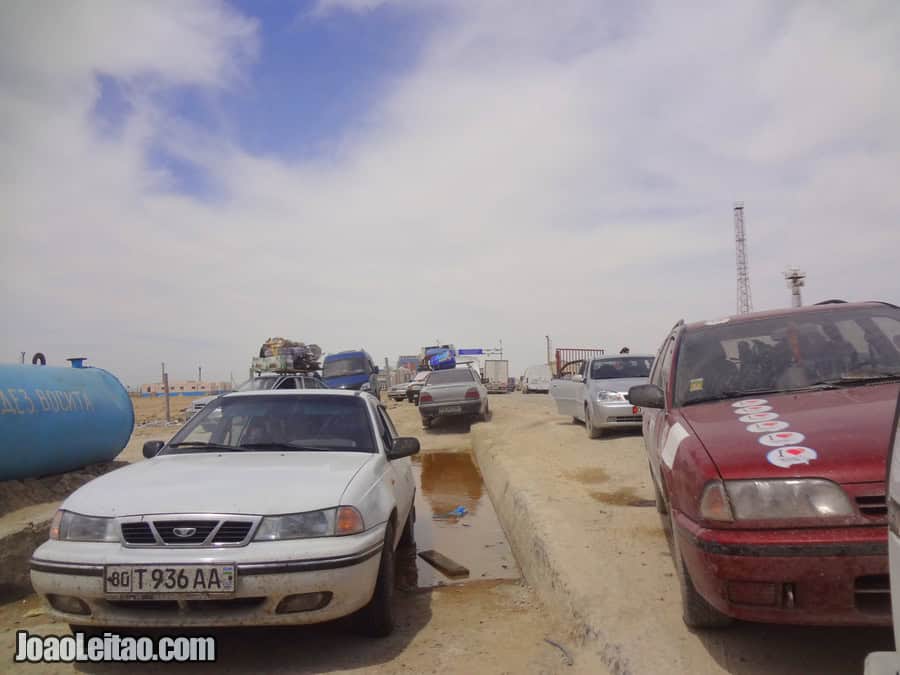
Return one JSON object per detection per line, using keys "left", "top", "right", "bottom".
{"left": 397, "top": 452, "right": 519, "bottom": 590}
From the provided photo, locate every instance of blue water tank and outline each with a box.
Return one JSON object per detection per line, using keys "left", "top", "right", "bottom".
{"left": 0, "top": 361, "right": 134, "bottom": 481}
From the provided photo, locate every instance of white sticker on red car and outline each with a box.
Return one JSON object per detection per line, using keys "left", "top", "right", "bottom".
{"left": 758, "top": 431, "right": 806, "bottom": 447}
{"left": 738, "top": 412, "right": 779, "bottom": 423}
{"left": 661, "top": 422, "right": 690, "bottom": 469}
{"left": 746, "top": 420, "right": 790, "bottom": 433}
{"left": 734, "top": 405, "right": 773, "bottom": 415}
{"left": 766, "top": 446, "right": 818, "bottom": 468}
{"left": 731, "top": 399, "right": 768, "bottom": 408}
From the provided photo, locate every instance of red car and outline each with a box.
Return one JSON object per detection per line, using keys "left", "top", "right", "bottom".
{"left": 629, "top": 300, "right": 900, "bottom": 627}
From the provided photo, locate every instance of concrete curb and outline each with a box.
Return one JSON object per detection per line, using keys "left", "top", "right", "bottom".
{"left": 471, "top": 425, "right": 630, "bottom": 674}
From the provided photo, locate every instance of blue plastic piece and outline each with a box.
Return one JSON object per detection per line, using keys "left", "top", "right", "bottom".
{"left": 0, "top": 363, "right": 134, "bottom": 480}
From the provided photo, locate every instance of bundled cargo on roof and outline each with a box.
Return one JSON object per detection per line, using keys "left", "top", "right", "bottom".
{"left": 254, "top": 337, "right": 322, "bottom": 373}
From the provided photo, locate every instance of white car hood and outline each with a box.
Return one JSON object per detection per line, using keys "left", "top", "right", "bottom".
{"left": 63, "top": 452, "right": 374, "bottom": 517}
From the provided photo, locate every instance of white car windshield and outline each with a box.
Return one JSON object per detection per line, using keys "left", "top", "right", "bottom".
{"left": 164, "top": 395, "right": 376, "bottom": 453}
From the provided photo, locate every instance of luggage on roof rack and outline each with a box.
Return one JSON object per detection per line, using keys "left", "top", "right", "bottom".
{"left": 256, "top": 337, "right": 322, "bottom": 373}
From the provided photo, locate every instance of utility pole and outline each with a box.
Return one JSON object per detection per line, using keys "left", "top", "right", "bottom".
{"left": 20, "top": 352, "right": 25, "bottom": 364}
{"left": 545, "top": 335, "right": 551, "bottom": 367}
{"left": 734, "top": 202, "right": 753, "bottom": 315}
{"left": 161, "top": 362, "right": 170, "bottom": 423}
{"left": 198, "top": 365, "right": 202, "bottom": 383}
{"left": 784, "top": 266, "right": 806, "bottom": 308}
{"left": 499, "top": 339, "right": 503, "bottom": 360}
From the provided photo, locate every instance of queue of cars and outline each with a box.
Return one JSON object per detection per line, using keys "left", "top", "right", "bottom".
{"left": 628, "top": 300, "right": 900, "bottom": 629}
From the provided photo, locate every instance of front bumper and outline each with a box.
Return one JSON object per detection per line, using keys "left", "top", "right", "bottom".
{"left": 418, "top": 400, "right": 482, "bottom": 419}
{"left": 675, "top": 512, "right": 890, "bottom": 626}
{"left": 589, "top": 400, "right": 642, "bottom": 428}
{"left": 30, "top": 526, "right": 385, "bottom": 628}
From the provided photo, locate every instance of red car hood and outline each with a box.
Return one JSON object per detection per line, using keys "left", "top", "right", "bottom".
{"left": 679, "top": 384, "right": 899, "bottom": 484}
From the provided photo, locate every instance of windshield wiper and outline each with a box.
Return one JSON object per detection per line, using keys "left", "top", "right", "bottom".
{"left": 682, "top": 383, "right": 839, "bottom": 406}
{"left": 167, "top": 442, "right": 243, "bottom": 452}
{"left": 238, "top": 442, "right": 331, "bottom": 452}
{"left": 821, "top": 371, "right": 900, "bottom": 385}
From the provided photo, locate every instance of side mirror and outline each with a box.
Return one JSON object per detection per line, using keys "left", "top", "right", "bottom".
{"left": 628, "top": 384, "right": 665, "bottom": 409}
{"left": 373, "top": 366, "right": 380, "bottom": 374}
{"left": 143, "top": 440, "right": 165, "bottom": 458}
{"left": 387, "top": 437, "right": 420, "bottom": 460}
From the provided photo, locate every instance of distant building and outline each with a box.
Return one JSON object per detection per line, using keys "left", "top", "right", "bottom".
{"left": 139, "top": 380, "right": 231, "bottom": 397}
{"left": 396, "top": 355, "right": 419, "bottom": 372}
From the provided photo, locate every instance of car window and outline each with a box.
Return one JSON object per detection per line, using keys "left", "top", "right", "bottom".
{"left": 673, "top": 306, "right": 900, "bottom": 406}
{"left": 375, "top": 407, "right": 397, "bottom": 448}
{"left": 591, "top": 357, "right": 653, "bottom": 379}
{"left": 426, "top": 369, "right": 474, "bottom": 385}
{"left": 651, "top": 338, "right": 674, "bottom": 388}
{"left": 277, "top": 378, "right": 297, "bottom": 389}
{"left": 323, "top": 355, "right": 369, "bottom": 379}
{"left": 165, "top": 395, "right": 377, "bottom": 453}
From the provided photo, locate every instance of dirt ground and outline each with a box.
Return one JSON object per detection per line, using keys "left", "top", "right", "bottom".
{"left": 470, "top": 392, "right": 894, "bottom": 675}
{"left": 1, "top": 395, "right": 583, "bottom": 675}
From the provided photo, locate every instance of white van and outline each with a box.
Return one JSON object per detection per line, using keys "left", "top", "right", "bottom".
{"left": 521, "top": 364, "right": 552, "bottom": 393}
{"left": 864, "top": 391, "right": 900, "bottom": 675}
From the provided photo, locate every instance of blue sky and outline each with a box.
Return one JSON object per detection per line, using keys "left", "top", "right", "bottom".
{"left": 2, "top": 0, "right": 899, "bottom": 386}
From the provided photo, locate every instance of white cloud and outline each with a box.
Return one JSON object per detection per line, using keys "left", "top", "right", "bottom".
{"left": 2, "top": 0, "right": 899, "bottom": 386}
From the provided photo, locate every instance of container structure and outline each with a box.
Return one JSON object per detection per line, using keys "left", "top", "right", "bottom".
{"left": 0, "top": 361, "right": 134, "bottom": 480}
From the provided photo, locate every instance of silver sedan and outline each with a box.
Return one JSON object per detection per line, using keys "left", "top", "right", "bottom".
{"left": 550, "top": 355, "right": 654, "bottom": 438}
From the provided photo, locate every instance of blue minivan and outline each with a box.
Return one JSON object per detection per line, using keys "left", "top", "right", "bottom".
{"left": 322, "top": 349, "right": 380, "bottom": 398}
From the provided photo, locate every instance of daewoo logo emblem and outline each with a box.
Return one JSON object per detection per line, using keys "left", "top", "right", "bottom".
{"left": 173, "top": 527, "right": 196, "bottom": 538}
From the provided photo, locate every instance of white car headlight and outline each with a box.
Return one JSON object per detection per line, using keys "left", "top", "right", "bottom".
{"left": 596, "top": 390, "right": 626, "bottom": 402}
{"left": 700, "top": 479, "right": 854, "bottom": 522}
{"left": 50, "top": 510, "right": 118, "bottom": 542}
{"left": 254, "top": 506, "right": 365, "bottom": 541}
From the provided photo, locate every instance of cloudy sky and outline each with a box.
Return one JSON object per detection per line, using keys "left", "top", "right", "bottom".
{"left": 2, "top": 0, "right": 898, "bottom": 387}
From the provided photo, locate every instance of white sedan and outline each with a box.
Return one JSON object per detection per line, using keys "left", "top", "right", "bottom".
{"left": 30, "top": 389, "right": 418, "bottom": 637}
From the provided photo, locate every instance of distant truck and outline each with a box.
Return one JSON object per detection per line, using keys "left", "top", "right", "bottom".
{"left": 483, "top": 359, "right": 509, "bottom": 394}
{"left": 555, "top": 347, "right": 605, "bottom": 376}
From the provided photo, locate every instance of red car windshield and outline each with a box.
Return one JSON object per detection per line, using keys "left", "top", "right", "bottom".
{"left": 674, "top": 306, "right": 900, "bottom": 406}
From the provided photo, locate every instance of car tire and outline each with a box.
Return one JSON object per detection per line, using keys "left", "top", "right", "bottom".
{"left": 354, "top": 522, "right": 396, "bottom": 637}
{"left": 670, "top": 512, "right": 732, "bottom": 629}
{"left": 585, "top": 406, "right": 603, "bottom": 439}
{"left": 478, "top": 404, "right": 490, "bottom": 422}
{"left": 399, "top": 504, "right": 415, "bottom": 546}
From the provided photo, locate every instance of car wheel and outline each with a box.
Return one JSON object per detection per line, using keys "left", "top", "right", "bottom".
{"left": 670, "top": 512, "right": 732, "bottom": 629}
{"left": 399, "top": 504, "right": 415, "bottom": 546}
{"left": 585, "top": 406, "right": 603, "bottom": 439}
{"left": 354, "top": 522, "right": 396, "bottom": 637}
{"left": 478, "top": 404, "right": 490, "bottom": 422}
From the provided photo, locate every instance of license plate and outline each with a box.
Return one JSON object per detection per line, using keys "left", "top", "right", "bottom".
{"left": 439, "top": 406, "right": 462, "bottom": 414}
{"left": 104, "top": 564, "right": 235, "bottom": 594}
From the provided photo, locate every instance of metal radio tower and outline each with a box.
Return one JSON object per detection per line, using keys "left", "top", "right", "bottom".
{"left": 734, "top": 202, "right": 753, "bottom": 314}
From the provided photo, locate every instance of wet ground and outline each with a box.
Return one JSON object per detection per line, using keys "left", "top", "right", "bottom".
{"left": 398, "top": 452, "right": 519, "bottom": 590}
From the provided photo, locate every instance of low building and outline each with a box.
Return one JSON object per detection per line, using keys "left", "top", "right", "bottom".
{"left": 139, "top": 380, "right": 231, "bottom": 397}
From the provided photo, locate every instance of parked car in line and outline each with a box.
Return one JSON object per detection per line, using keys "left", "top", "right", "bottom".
{"left": 30, "top": 389, "right": 418, "bottom": 636}
{"left": 629, "top": 301, "right": 900, "bottom": 628}
{"left": 418, "top": 367, "right": 489, "bottom": 429}
{"left": 521, "top": 364, "right": 552, "bottom": 393}
{"left": 406, "top": 370, "right": 431, "bottom": 404}
{"left": 187, "top": 373, "right": 327, "bottom": 419}
{"left": 387, "top": 381, "right": 411, "bottom": 402}
{"left": 864, "top": 391, "right": 900, "bottom": 674}
{"left": 550, "top": 355, "right": 654, "bottom": 437}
